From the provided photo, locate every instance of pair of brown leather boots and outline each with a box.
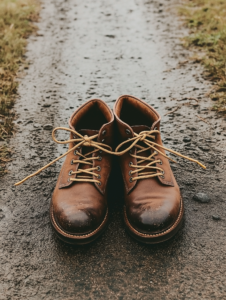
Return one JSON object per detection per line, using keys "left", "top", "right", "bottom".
{"left": 16, "top": 95, "right": 205, "bottom": 244}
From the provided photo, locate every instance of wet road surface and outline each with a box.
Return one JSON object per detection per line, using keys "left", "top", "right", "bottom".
{"left": 1, "top": 0, "right": 226, "bottom": 299}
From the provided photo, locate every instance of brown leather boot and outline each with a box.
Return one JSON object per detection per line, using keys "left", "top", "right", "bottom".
{"left": 114, "top": 95, "right": 204, "bottom": 244}
{"left": 49, "top": 99, "right": 115, "bottom": 244}
{"left": 16, "top": 99, "right": 114, "bottom": 244}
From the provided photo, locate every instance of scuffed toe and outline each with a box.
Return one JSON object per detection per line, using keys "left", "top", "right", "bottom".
{"left": 52, "top": 200, "right": 107, "bottom": 236}
{"left": 126, "top": 197, "right": 181, "bottom": 235}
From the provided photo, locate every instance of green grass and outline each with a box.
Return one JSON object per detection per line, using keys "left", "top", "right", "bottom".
{"left": 0, "top": 144, "right": 11, "bottom": 176}
{"left": 0, "top": 0, "right": 39, "bottom": 176}
{"left": 179, "top": 0, "right": 226, "bottom": 113}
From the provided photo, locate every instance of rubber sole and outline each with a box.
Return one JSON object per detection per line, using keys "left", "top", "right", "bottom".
{"left": 123, "top": 198, "right": 184, "bottom": 244}
{"left": 50, "top": 204, "right": 109, "bottom": 245}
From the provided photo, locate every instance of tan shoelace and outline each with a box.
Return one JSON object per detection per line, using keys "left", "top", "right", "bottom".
{"left": 15, "top": 127, "right": 115, "bottom": 186}
{"left": 69, "top": 150, "right": 102, "bottom": 185}
{"left": 115, "top": 130, "right": 206, "bottom": 181}
{"left": 15, "top": 128, "right": 206, "bottom": 186}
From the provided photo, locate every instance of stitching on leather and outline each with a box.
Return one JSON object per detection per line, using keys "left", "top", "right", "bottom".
{"left": 127, "top": 149, "right": 138, "bottom": 193}
{"left": 58, "top": 161, "right": 71, "bottom": 188}
{"left": 120, "top": 158, "right": 130, "bottom": 193}
{"left": 159, "top": 160, "right": 174, "bottom": 186}
{"left": 124, "top": 198, "right": 183, "bottom": 238}
{"left": 159, "top": 178, "right": 174, "bottom": 186}
{"left": 120, "top": 153, "right": 137, "bottom": 194}
{"left": 98, "top": 163, "right": 111, "bottom": 194}
{"left": 50, "top": 205, "right": 108, "bottom": 239}
{"left": 94, "top": 156, "right": 111, "bottom": 194}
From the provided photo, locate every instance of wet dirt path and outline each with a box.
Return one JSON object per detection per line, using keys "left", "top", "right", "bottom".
{"left": 1, "top": 0, "right": 226, "bottom": 299}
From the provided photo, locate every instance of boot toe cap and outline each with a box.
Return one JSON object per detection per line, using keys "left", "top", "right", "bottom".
{"left": 52, "top": 203, "right": 106, "bottom": 236}
{"left": 126, "top": 198, "right": 181, "bottom": 235}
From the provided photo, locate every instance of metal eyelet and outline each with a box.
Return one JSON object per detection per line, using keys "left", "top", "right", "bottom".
{"left": 129, "top": 149, "right": 133, "bottom": 154}
{"left": 74, "top": 150, "right": 78, "bottom": 155}
{"left": 129, "top": 170, "right": 132, "bottom": 175}
{"left": 126, "top": 129, "right": 131, "bottom": 134}
{"left": 160, "top": 175, "right": 165, "bottom": 179}
{"left": 155, "top": 151, "right": 158, "bottom": 155}
{"left": 97, "top": 174, "right": 101, "bottom": 179}
{"left": 67, "top": 178, "right": 71, "bottom": 182}
{"left": 158, "top": 160, "right": 163, "bottom": 165}
{"left": 98, "top": 156, "right": 102, "bottom": 161}
{"left": 99, "top": 150, "right": 102, "bottom": 154}
{"left": 102, "top": 130, "right": 106, "bottom": 135}
{"left": 71, "top": 159, "right": 74, "bottom": 165}
{"left": 161, "top": 170, "right": 165, "bottom": 175}
{"left": 68, "top": 170, "right": 73, "bottom": 176}
{"left": 102, "top": 139, "right": 105, "bottom": 143}
{"left": 97, "top": 166, "right": 101, "bottom": 171}
{"left": 154, "top": 127, "right": 158, "bottom": 130}
{"left": 129, "top": 162, "right": 133, "bottom": 167}
{"left": 98, "top": 181, "right": 101, "bottom": 186}
{"left": 129, "top": 177, "right": 133, "bottom": 183}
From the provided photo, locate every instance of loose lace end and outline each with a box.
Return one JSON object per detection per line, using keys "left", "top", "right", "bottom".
{"left": 15, "top": 127, "right": 113, "bottom": 186}
{"left": 196, "top": 161, "right": 206, "bottom": 170}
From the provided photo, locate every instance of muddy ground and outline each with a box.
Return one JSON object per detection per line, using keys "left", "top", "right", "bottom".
{"left": 0, "top": 0, "right": 226, "bottom": 299}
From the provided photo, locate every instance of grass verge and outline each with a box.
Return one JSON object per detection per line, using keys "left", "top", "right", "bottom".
{"left": 0, "top": 0, "right": 39, "bottom": 176}
{"left": 0, "top": 145, "right": 11, "bottom": 176}
{"left": 179, "top": 0, "right": 226, "bottom": 114}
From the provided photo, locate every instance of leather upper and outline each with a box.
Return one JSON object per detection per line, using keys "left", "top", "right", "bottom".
{"left": 114, "top": 95, "right": 181, "bottom": 234}
{"left": 51, "top": 99, "right": 114, "bottom": 235}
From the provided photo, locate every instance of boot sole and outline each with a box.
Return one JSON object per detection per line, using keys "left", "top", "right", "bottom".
{"left": 123, "top": 198, "right": 184, "bottom": 244}
{"left": 50, "top": 203, "right": 109, "bottom": 245}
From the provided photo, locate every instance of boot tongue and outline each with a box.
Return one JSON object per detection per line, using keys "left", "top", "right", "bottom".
{"left": 131, "top": 125, "right": 150, "bottom": 134}
{"left": 78, "top": 129, "right": 99, "bottom": 171}
{"left": 79, "top": 129, "right": 99, "bottom": 137}
{"left": 131, "top": 125, "right": 152, "bottom": 170}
